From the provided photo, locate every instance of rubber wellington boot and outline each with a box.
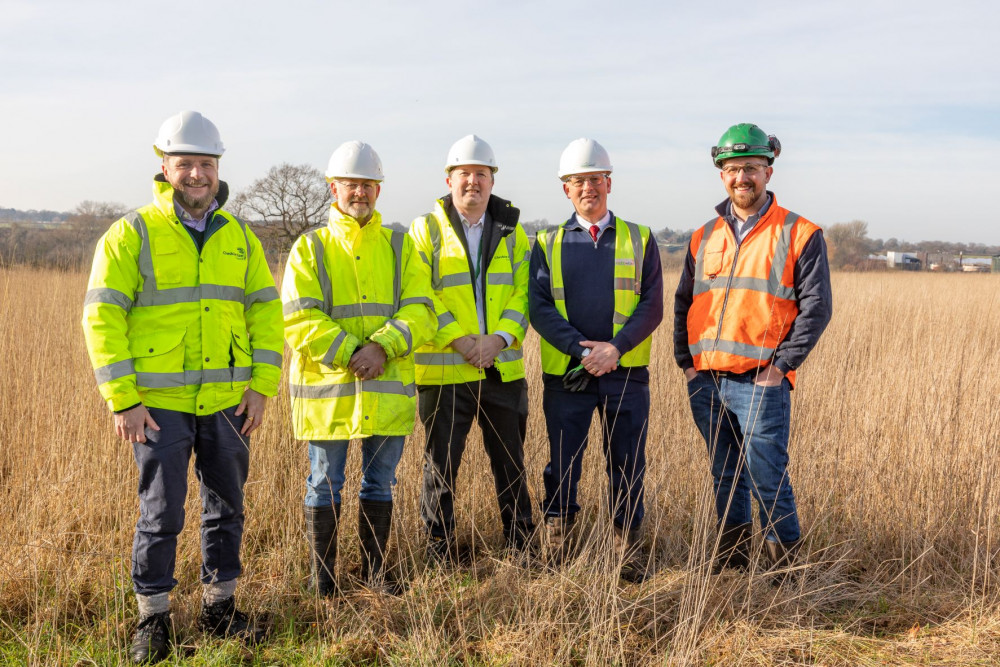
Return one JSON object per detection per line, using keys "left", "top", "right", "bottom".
{"left": 712, "top": 522, "right": 752, "bottom": 574}
{"left": 305, "top": 503, "right": 340, "bottom": 597}
{"left": 358, "top": 499, "right": 398, "bottom": 592}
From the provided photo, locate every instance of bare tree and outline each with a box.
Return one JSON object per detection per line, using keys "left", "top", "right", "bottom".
{"left": 231, "top": 163, "right": 330, "bottom": 250}
{"left": 826, "top": 220, "right": 872, "bottom": 270}
{"left": 68, "top": 200, "right": 129, "bottom": 231}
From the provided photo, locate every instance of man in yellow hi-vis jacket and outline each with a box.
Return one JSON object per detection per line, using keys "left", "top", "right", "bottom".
{"left": 82, "top": 111, "right": 283, "bottom": 663}
{"left": 409, "top": 135, "right": 535, "bottom": 563}
{"left": 282, "top": 141, "right": 435, "bottom": 596}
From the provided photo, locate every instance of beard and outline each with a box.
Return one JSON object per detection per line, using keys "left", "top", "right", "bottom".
{"left": 342, "top": 200, "right": 373, "bottom": 222}
{"left": 730, "top": 184, "right": 763, "bottom": 210}
{"left": 175, "top": 182, "right": 218, "bottom": 212}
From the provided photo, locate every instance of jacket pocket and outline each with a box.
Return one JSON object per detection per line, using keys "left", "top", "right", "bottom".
{"left": 230, "top": 325, "right": 253, "bottom": 388}
{"left": 152, "top": 235, "right": 182, "bottom": 285}
{"left": 130, "top": 328, "right": 187, "bottom": 382}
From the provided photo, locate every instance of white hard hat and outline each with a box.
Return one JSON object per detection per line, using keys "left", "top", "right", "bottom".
{"left": 325, "top": 141, "right": 384, "bottom": 182}
{"left": 445, "top": 134, "right": 498, "bottom": 174}
{"left": 558, "top": 138, "right": 612, "bottom": 179}
{"left": 153, "top": 110, "right": 225, "bottom": 157}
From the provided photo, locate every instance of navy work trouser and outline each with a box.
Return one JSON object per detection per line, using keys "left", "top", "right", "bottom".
{"left": 131, "top": 405, "right": 249, "bottom": 596}
{"left": 541, "top": 373, "right": 649, "bottom": 531}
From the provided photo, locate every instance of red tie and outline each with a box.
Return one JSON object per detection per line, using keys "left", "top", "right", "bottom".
{"left": 589, "top": 225, "right": 599, "bottom": 243}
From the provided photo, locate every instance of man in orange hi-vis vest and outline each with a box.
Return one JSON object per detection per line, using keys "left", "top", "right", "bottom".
{"left": 673, "top": 123, "right": 832, "bottom": 580}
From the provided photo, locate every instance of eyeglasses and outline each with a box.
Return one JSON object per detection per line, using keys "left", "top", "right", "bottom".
{"left": 720, "top": 164, "right": 768, "bottom": 176}
{"left": 565, "top": 175, "right": 607, "bottom": 188}
{"left": 334, "top": 180, "right": 378, "bottom": 193}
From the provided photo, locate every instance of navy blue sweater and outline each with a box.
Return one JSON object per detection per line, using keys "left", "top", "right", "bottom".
{"left": 529, "top": 213, "right": 664, "bottom": 384}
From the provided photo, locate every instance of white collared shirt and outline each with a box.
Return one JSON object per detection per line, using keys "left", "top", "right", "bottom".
{"left": 460, "top": 211, "right": 512, "bottom": 346}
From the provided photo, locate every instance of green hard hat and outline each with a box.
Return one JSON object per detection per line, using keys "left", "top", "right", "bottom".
{"left": 711, "top": 123, "right": 781, "bottom": 168}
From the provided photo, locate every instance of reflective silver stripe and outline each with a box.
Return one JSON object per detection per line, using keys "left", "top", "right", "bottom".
{"left": 245, "top": 286, "right": 279, "bottom": 308}
{"left": 84, "top": 288, "right": 133, "bottom": 310}
{"left": 623, "top": 221, "right": 643, "bottom": 295}
{"left": 692, "top": 219, "right": 720, "bottom": 297}
{"left": 284, "top": 297, "right": 324, "bottom": 315}
{"left": 441, "top": 273, "right": 472, "bottom": 288}
{"left": 93, "top": 358, "right": 135, "bottom": 384}
{"left": 505, "top": 233, "right": 521, "bottom": 274}
{"left": 201, "top": 284, "right": 244, "bottom": 302}
{"left": 500, "top": 309, "right": 528, "bottom": 328}
{"left": 400, "top": 296, "right": 433, "bottom": 309}
{"left": 767, "top": 213, "right": 799, "bottom": 299}
{"left": 252, "top": 349, "right": 282, "bottom": 368}
{"left": 415, "top": 352, "right": 466, "bottom": 366}
{"left": 307, "top": 231, "right": 333, "bottom": 316}
{"left": 726, "top": 277, "right": 797, "bottom": 301}
{"left": 613, "top": 311, "right": 629, "bottom": 326}
{"left": 130, "top": 212, "right": 157, "bottom": 293}
{"left": 322, "top": 330, "right": 348, "bottom": 367}
{"left": 551, "top": 287, "right": 565, "bottom": 300}
{"left": 427, "top": 215, "right": 443, "bottom": 290}
{"left": 136, "top": 366, "right": 252, "bottom": 388}
{"left": 542, "top": 230, "right": 558, "bottom": 301}
{"left": 613, "top": 277, "right": 635, "bottom": 291}
{"left": 330, "top": 303, "right": 395, "bottom": 319}
{"left": 134, "top": 285, "right": 243, "bottom": 308}
{"left": 496, "top": 348, "right": 523, "bottom": 363}
{"left": 488, "top": 272, "right": 514, "bottom": 286}
{"left": 437, "top": 312, "right": 457, "bottom": 329}
{"left": 289, "top": 379, "right": 416, "bottom": 399}
{"left": 390, "top": 230, "right": 404, "bottom": 311}
{"left": 418, "top": 250, "right": 431, "bottom": 267}
{"left": 690, "top": 338, "right": 776, "bottom": 358}
{"left": 387, "top": 319, "right": 412, "bottom": 356}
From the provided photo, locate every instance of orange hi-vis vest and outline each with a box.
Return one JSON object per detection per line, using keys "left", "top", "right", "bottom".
{"left": 686, "top": 200, "right": 820, "bottom": 386}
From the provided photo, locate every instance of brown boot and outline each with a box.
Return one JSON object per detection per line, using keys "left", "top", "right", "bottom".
{"left": 613, "top": 524, "right": 650, "bottom": 583}
{"left": 544, "top": 515, "right": 576, "bottom": 563}
{"left": 763, "top": 538, "right": 801, "bottom": 585}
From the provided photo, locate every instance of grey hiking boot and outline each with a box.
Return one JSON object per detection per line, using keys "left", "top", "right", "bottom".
{"left": 129, "top": 611, "right": 170, "bottom": 664}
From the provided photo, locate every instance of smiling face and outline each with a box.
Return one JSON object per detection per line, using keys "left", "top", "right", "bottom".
{"left": 562, "top": 172, "right": 611, "bottom": 222}
{"left": 719, "top": 156, "right": 772, "bottom": 215}
{"left": 161, "top": 154, "right": 220, "bottom": 216}
{"left": 330, "top": 178, "right": 380, "bottom": 224}
{"left": 447, "top": 164, "right": 494, "bottom": 219}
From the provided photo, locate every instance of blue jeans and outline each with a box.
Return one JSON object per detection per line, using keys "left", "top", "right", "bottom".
{"left": 131, "top": 406, "right": 249, "bottom": 596}
{"left": 304, "top": 435, "right": 405, "bottom": 507}
{"left": 687, "top": 371, "right": 799, "bottom": 542}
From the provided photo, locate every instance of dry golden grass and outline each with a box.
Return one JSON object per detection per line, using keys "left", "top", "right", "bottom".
{"left": 2, "top": 266, "right": 1000, "bottom": 665}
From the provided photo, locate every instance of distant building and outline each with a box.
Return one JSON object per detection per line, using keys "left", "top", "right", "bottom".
{"left": 886, "top": 251, "right": 921, "bottom": 271}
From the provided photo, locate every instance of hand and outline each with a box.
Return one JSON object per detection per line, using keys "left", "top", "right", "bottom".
{"left": 452, "top": 334, "right": 506, "bottom": 369}
{"left": 579, "top": 340, "right": 620, "bottom": 377}
{"left": 754, "top": 364, "right": 785, "bottom": 387}
{"left": 114, "top": 404, "right": 159, "bottom": 444}
{"left": 684, "top": 367, "right": 700, "bottom": 382}
{"left": 235, "top": 388, "right": 267, "bottom": 435}
{"left": 348, "top": 342, "right": 387, "bottom": 380}
{"left": 451, "top": 335, "right": 476, "bottom": 361}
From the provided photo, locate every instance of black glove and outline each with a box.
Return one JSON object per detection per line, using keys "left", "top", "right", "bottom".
{"left": 562, "top": 364, "right": 591, "bottom": 392}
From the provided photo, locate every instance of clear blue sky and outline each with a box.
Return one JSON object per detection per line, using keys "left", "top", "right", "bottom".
{"left": 2, "top": 1, "right": 997, "bottom": 243}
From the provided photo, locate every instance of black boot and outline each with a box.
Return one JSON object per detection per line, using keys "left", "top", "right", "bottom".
{"left": 764, "top": 538, "right": 801, "bottom": 585}
{"left": 129, "top": 612, "right": 171, "bottom": 664}
{"left": 358, "top": 499, "right": 394, "bottom": 588}
{"left": 504, "top": 519, "right": 536, "bottom": 557}
{"left": 305, "top": 503, "right": 340, "bottom": 597}
{"left": 198, "top": 596, "right": 267, "bottom": 644}
{"left": 712, "top": 522, "right": 752, "bottom": 574}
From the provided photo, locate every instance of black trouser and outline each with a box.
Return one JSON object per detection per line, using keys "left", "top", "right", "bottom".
{"left": 131, "top": 406, "right": 250, "bottom": 595}
{"left": 418, "top": 369, "right": 533, "bottom": 541}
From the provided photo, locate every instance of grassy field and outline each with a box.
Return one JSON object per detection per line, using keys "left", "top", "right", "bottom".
{"left": 2, "top": 266, "right": 999, "bottom": 665}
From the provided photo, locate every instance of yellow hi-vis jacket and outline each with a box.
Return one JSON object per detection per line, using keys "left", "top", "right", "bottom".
{"left": 408, "top": 196, "right": 530, "bottom": 384}
{"left": 535, "top": 219, "right": 653, "bottom": 375}
{"left": 282, "top": 206, "right": 436, "bottom": 440}
{"left": 82, "top": 176, "right": 283, "bottom": 415}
